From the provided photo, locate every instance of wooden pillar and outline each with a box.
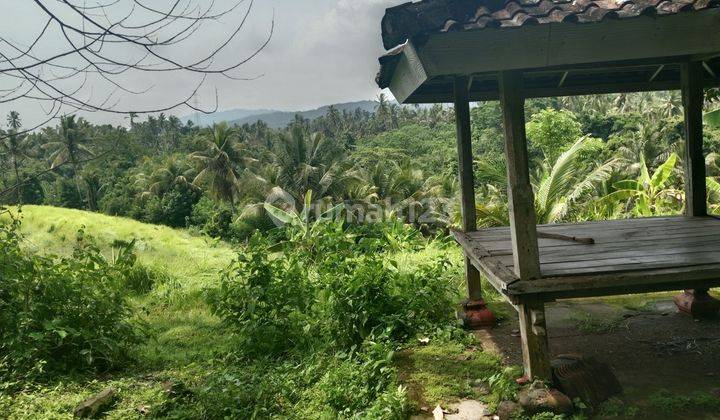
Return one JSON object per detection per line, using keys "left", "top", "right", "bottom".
{"left": 677, "top": 61, "right": 717, "bottom": 313}
{"left": 453, "top": 76, "right": 483, "bottom": 300}
{"left": 499, "top": 70, "right": 550, "bottom": 380}
{"left": 498, "top": 71, "right": 541, "bottom": 280}
{"left": 518, "top": 297, "right": 552, "bottom": 380}
{"left": 681, "top": 61, "right": 707, "bottom": 217}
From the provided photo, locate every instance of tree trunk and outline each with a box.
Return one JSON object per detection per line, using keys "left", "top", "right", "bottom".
{"left": 12, "top": 157, "right": 22, "bottom": 204}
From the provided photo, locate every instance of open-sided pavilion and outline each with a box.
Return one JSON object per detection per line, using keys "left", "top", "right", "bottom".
{"left": 376, "top": 0, "right": 720, "bottom": 380}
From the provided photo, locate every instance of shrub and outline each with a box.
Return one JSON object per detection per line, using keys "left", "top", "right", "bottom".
{"left": 189, "top": 196, "right": 233, "bottom": 238}
{"left": 0, "top": 216, "right": 142, "bottom": 383}
{"left": 208, "top": 220, "right": 459, "bottom": 355}
{"left": 207, "top": 236, "right": 314, "bottom": 356}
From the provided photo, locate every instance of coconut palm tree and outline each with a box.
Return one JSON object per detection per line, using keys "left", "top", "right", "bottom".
{"left": 1, "top": 111, "right": 33, "bottom": 203}
{"left": 41, "top": 115, "right": 93, "bottom": 202}
{"left": 473, "top": 136, "right": 619, "bottom": 226}
{"left": 190, "top": 122, "right": 242, "bottom": 211}
{"left": 135, "top": 156, "right": 197, "bottom": 199}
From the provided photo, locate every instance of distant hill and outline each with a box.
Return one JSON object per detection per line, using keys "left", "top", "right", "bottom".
{"left": 230, "top": 101, "right": 378, "bottom": 129}
{"left": 181, "top": 101, "right": 378, "bottom": 129}
{"left": 180, "top": 108, "right": 273, "bottom": 127}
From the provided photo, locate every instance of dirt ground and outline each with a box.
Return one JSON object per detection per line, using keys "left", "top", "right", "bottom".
{"left": 476, "top": 294, "right": 720, "bottom": 419}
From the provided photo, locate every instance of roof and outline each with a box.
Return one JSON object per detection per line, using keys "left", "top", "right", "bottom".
{"left": 376, "top": 0, "right": 720, "bottom": 102}
{"left": 381, "top": 0, "right": 719, "bottom": 51}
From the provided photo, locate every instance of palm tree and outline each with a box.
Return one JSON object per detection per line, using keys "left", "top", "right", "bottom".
{"left": 7, "top": 111, "right": 21, "bottom": 130}
{"left": 270, "top": 127, "right": 350, "bottom": 206}
{"left": 473, "top": 136, "right": 619, "bottom": 226}
{"left": 1, "top": 111, "right": 33, "bottom": 203}
{"left": 190, "top": 123, "right": 242, "bottom": 210}
{"left": 135, "top": 156, "right": 197, "bottom": 199}
{"left": 42, "top": 115, "right": 93, "bottom": 202}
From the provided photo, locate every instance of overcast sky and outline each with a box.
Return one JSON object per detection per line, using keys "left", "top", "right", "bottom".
{"left": 0, "top": 0, "right": 397, "bottom": 127}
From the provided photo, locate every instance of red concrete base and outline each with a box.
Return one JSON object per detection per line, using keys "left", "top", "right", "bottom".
{"left": 458, "top": 298, "right": 495, "bottom": 329}
{"left": 673, "top": 289, "right": 720, "bottom": 319}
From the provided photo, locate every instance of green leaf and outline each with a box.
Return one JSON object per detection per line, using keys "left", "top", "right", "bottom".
{"left": 650, "top": 153, "right": 677, "bottom": 191}
{"left": 706, "top": 108, "right": 720, "bottom": 128}
{"left": 263, "top": 203, "right": 299, "bottom": 226}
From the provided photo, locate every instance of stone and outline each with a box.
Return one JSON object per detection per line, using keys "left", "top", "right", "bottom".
{"left": 517, "top": 386, "right": 573, "bottom": 415}
{"left": 444, "top": 399, "right": 490, "bottom": 420}
{"left": 551, "top": 354, "right": 622, "bottom": 407}
{"left": 73, "top": 387, "right": 116, "bottom": 418}
{"left": 496, "top": 400, "right": 522, "bottom": 419}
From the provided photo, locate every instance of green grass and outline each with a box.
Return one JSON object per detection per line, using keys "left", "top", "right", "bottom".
{"left": 2, "top": 206, "right": 489, "bottom": 418}
{"left": 396, "top": 341, "right": 509, "bottom": 412}
{"left": 1, "top": 206, "right": 238, "bottom": 418}
{"left": 12, "top": 205, "right": 234, "bottom": 295}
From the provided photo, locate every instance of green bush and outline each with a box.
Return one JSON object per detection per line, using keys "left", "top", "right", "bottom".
{"left": 205, "top": 220, "right": 459, "bottom": 417}
{"left": 207, "top": 236, "right": 314, "bottom": 356}
{"left": 208, "top": 220, "right": 458, "bottom": 354}
{"left": 189, "top": 196, "right": 234, "bottom": 238}
{"left": 0, "top": 216, "right": 142, "bottom": 383}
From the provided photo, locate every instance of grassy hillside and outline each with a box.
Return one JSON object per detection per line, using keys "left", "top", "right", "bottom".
{"left": 3, "top": 206, "right": 483, "bottom": 419}
{"left": 14, "top": 205, "right": 234, "bottom": 293}
{"left": 3, "top": 206, "right": 241, "bottom": 418}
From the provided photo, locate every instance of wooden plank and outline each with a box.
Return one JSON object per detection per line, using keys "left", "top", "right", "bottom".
{"left": 451, "top": 230, "right": 518, "bottom": 291}
{"left": 419, "top": 9, "right": 720, "bottom": 78}
{"left": 499, "top": 70, "right": 541, "bottom": 280}
{"left": 480, "top": 228, "right": 720, "bottom": 253}
{"left": 537, "top": 252, "right": 720, "bottom": 276}
{"left": 453, "top": 77, "right": 484, "bottom": 300}
{"left": 508, "top": 264, "right": 720, "bottom": 298}
{"left": 518, "top": 297, "right": 552, "bottom": 381}
{"left": 388, "top": 41, "right": 429, "bottom": 104}
{"left": 682, "top": 61, "right": 707, "bottom": 217}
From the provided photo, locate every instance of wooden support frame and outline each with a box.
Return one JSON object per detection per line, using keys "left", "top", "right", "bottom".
{"left": 681, "top": 61, "right": 707, "bottom": 217}
{"left": 499, "top": 71, "right": 549, "bottom": 380}
{"left": 453, "top": 76, "right": 483, "bottom": 300}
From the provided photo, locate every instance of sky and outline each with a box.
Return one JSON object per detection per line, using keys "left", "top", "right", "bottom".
{"left": 0, "top": 0, "right": 397, "bottom": 127}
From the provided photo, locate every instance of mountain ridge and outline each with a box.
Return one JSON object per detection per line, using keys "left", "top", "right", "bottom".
{"left": 181, "top": 100, "right": 378, "bottom": 129}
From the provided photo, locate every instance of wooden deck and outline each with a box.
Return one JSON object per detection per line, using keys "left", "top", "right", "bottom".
{"left": 453, "top": 216, "right": 720, "bottom": 301}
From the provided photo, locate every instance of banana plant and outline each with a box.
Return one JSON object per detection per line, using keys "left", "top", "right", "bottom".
{"left": 263, "top": 190, "right": 344, "bottom": 237}
{"left": 601, "top": 153, "right": 683, "bottom": 217}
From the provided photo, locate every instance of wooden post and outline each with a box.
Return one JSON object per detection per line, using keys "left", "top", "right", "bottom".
{"left": 677, "top": 61, "right": 717, "bottom": 314}
{"left": 499, "top": 70, "right": 550, "bottom": 380}
{"left": 681, "top": 61, "right": 707, "bottom": 217}
{"left": 453, "top": 76, "right": 483, "bottom": 300}
{"left": 498, "top": 71, "right": 541, "bottom": 280}
{"left": 518, "top": 297, "right": 552, "bottom": 380}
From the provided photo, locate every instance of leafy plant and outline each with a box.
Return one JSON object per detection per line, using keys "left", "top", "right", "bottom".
{"left": 0, "top": 217, "right": 142, "bottom": 384}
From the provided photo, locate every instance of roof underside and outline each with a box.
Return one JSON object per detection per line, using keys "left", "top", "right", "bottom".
{"left": 376, "top": 0, "right": 720, "bottom": 103}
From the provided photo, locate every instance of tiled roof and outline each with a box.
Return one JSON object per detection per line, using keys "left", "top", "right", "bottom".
{"left": 381, "top": 0, "right": 720, "bottom": 50}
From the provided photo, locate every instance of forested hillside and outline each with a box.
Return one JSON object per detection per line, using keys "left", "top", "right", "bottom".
{"left": 3, "top": 92, "right": 720, "bottom": 236}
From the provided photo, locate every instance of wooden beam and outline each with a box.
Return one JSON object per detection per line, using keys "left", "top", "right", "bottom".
{"left": 558, "top": 71, "right": 569, "bottom": 87}
{"left": 419, "top": 9, "right": 720, "bottom": 77}
{"left": 703, "top": 61, "right": 717, "bottom": 79}
{"left": 649, "top": 65, "right": 665, "bottom": 82}
{"left": 499, "top": 70, "right": 541, "bottom": 280}
{"left": 387, "top": 41, "right": 429, "bottom": 104}
{"left": 403, "top": 79, "right": 686, "bottom": 105}
{"left": 453, "top": 76, "right": 483, "bottom": 300}
{"left": 518, "top": 297, "right": 552, "bottom": 381}
{"left": 682, "top": 61, "right": 707, "bottom": 217}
